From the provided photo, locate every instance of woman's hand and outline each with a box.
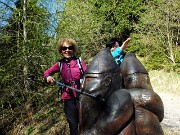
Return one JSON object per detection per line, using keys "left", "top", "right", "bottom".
{"left": 46, "top": 76, "right": 55, "bottom": 85}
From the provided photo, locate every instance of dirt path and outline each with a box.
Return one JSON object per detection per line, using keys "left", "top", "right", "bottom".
{"left": 157, "top": 92, "right": 180, "bottom": 135}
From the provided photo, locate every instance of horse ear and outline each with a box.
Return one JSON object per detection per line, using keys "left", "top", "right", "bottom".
{"left": 104, "top": 75, "right": 112, "bottom": 87}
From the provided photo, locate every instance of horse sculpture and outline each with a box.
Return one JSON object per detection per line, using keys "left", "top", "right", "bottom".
{"left": 79, "top": 48, "right": 164, "bottom": 135}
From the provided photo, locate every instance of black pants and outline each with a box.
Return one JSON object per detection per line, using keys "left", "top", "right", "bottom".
{"left": 64, "top": 97, "right": 79, "bottom": 135}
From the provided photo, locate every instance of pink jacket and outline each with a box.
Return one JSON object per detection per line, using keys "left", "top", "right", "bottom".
{"left": 44, "top": 57, "right": 87, "bottom": 99}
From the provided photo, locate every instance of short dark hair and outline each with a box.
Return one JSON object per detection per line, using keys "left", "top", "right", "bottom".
{"left": 106, "top": 38, "right": 122, "bottom": 48}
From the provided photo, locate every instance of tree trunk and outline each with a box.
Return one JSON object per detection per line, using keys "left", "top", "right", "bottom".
{"left": 23, "top": 0, "right": 29, "bottom": 90}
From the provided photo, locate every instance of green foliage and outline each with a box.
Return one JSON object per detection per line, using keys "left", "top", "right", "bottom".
{"left": 25, "top": 127, "right": 34, "bottom": 135}
{"left": 57, "top": 0, "right": 144, "bottom": 62}
{"left": 130, "top": 0, "right": 180, "bottom": 72}
{"left": 34, "top": 108, "right": 56, "bottom": 120}
{"left": 0, "top": 0, "right": 53, "bottom": 133}
{"left": 0, "top": 0, "right": 51, "bottom": 89}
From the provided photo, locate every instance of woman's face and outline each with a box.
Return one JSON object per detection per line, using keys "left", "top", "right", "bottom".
{"left": 61, "top": 42, "right": 74, "bottom": 59}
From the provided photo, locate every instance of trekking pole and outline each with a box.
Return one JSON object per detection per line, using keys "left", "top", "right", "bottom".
{"left": 56, "top": 81, "right": 105, "bottom": 103}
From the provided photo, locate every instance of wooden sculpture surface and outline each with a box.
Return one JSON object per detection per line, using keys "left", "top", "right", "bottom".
{"left": 79, "top": 48, "right": 164, "bottom": 135}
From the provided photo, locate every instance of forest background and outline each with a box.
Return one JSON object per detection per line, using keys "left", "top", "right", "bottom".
{"left": 0, "top": 0, "right": 179, "bottom": 135}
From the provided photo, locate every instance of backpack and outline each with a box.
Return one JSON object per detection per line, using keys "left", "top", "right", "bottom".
{"left": 58, "top": 57, "right": 84, "bottom": 98}
{"left": 58, "top": 57, "right": 84, "bottom": 75}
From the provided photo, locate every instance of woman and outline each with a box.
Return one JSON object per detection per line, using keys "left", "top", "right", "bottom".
{"left": 44, "top": 38, "right": 87, "bottom": 135}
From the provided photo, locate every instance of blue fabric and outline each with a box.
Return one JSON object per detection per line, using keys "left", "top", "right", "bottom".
{"left": 111, "top": 47, "right": 124, "bottom": 66}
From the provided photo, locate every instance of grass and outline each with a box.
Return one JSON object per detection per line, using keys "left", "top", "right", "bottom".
{"left": 149, "top": 70, "right": 180, "bottom": 95}
{"left": 149, "top": 70, "right": 180, "bottom": 135}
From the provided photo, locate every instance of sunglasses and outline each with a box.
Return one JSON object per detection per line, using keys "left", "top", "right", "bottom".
{"left": 62, "top": 46, "right": 73, "bottom": 51}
